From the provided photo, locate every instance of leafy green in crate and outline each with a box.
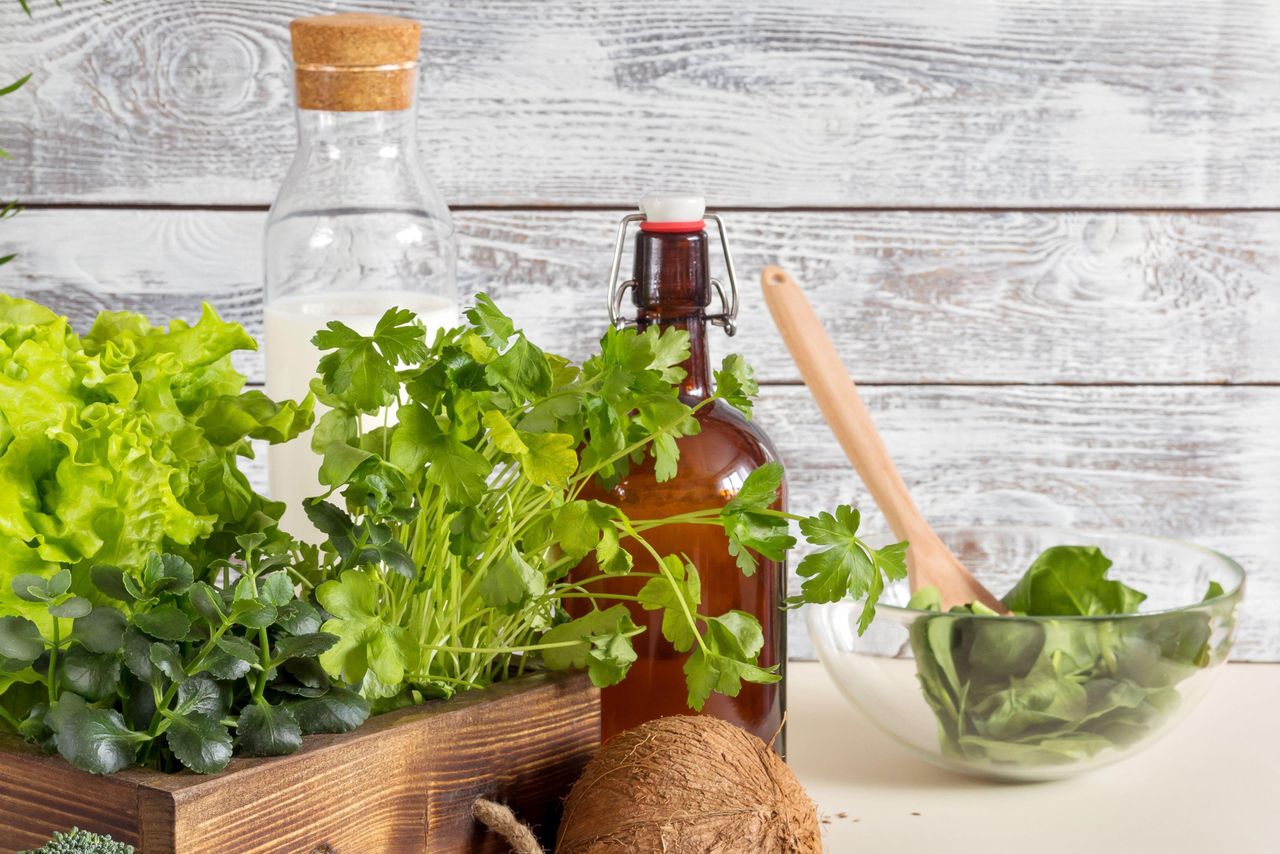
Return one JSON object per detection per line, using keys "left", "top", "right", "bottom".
{"left": 0, "top": 536, "right": 366, "bottom": 775}
{"left": 908, "top": 546, "right": 1233, "bottom": 766}
{"left": 303, "top": 296, "right": 905, "bottom": 710}
{"left": 0, "top": 296, "right": 312, "bottom": 604}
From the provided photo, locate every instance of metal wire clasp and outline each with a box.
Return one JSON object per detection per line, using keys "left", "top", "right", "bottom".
{"left": 607, "top": 212, "right": 741, "bottom": 336}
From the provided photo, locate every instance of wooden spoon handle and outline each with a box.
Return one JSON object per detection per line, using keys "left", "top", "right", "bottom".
{"left": 760, "top": 266, "right": 935, "bottom": 548}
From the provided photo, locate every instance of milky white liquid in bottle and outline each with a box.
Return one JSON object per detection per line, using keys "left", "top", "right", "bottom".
{"left": 265, "top": 15, "right": 457, "bottom": 541}
{"left": 265, "top": 291, "right": 457, "bottom": 539}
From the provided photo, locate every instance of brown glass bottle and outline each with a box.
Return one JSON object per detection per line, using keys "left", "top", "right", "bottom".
{"left": 576, "top": 214, "right": 787, "bottom": 752}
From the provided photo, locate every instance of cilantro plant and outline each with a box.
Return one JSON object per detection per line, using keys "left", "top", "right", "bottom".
{"left": 907, "top": 546, "right": 1234, "bottom": 767}
{"left": 0, "top": 537, "right": 367, "bottom": 775}
{"left": 303, "top": 296, "right": 905, "bottom": 711}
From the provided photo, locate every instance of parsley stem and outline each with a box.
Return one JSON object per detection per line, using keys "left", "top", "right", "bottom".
{"left": 618, "top": 518, "right": 709, "bottom": 654}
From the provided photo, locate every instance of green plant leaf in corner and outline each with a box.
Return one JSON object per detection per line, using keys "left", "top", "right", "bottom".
{"left": 285, "top": 687, "right": 370, "bottom": 734}
{"left": 166, "top": 712, "right": 233, "bottom": 774}
{"left": 236, "top": 702, "right": 303, "bottom": 756}
{"left": 48, "top": 696, "right": 144, "bottom": 775}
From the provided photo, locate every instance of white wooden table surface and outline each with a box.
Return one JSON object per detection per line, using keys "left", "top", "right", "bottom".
{"left": 787, "top": 661, "right": 1278, "bottom": 854}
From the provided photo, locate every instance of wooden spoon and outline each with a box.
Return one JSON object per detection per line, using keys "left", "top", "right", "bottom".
{"left": 761, "top": 266, "right": 1007, "bottom": 613}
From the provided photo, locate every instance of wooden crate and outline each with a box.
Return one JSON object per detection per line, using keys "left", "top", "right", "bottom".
{"left": 0, "top": 671, "right": 597, "bottom": 853}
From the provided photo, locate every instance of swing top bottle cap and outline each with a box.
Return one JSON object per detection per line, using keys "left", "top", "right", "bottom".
{"left": 639, "top": 193, "right": 706, "bottom": 232}
{"left": 290, "top": 13, "right": 421, "bottom": 112}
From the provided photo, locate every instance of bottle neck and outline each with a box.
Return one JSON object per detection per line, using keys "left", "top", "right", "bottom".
{"left": 632, "top": 230, "right": 713, "bottom": 400}
{"left": 296, "top": 105, "right": 419, "bottom": 154}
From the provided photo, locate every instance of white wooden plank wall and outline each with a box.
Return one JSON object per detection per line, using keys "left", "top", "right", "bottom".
{"left": 0, "top": 1, "right": 1276, "bottom": 659}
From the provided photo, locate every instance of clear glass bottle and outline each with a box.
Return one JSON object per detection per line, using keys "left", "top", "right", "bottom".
{"left": 265, "top": 13, "right": 457, "bottom": 538}
{"left": 576, "top": 194, "right": 788, "bottom": 752}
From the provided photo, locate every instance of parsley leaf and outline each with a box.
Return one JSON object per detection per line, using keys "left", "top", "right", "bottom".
{"left": 638, "top": 556, "right": 702, "bottom": 652}
{"left": 683, "top": 611, "right": 779, "bottom": 711}
{"left": 793, "top": 505, "right": 907, "bottom": 632}
{"left": 720, "top": 462, "right": 794, "bottom": 575}
{"left": 314, "top": 321, "right": 398, "bottom": 413}
{"left": 540, "top": 605, "right": 641, "bottom": 687}
{"left": 714, "top": 353, "right": 759, "bottom": 419}
{"left": 465, "top": 293, "right": 515, "bottom": 349}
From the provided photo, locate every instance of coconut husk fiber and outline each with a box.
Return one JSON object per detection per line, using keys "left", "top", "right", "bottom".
{"left": 555, "top": 716, "right": 822, "bottom": 854}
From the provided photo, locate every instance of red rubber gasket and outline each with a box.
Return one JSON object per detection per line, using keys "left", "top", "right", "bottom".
{"left": 640, "top": 220, "right": 706, "bottom": 233}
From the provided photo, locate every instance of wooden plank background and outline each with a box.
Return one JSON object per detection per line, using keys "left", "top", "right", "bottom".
{"left": 1, "top": 0, "right": 1276, "bottom": 660}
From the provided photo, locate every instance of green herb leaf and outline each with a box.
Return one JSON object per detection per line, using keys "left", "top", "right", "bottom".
{"left": 720, "top": 462, "right": 793, "bottom": 576}
{"left": 516, "top": 431, "right": 578, "bottom": 488}
{"left": 477, "top": 548, "right": 547, "bottom": 614}
{"left": 135, "top": 604, "right": 192, "bottom": 641}
{"left": 275, "top": 599, "right": 324, "bottom": 636}
{"left": 258, "top": 571, "right": 296, "bottom": 608}
{"left": 714, "top": 354, "right": 759, "bottom": 418}
{"left": 174, "top": 677, "right": 226, "bottom": 719}
{"left": 486, "top": 334, "right": 553, "bottom": 400}
{"left": 49, "top": 596, "right": 93, "bottom": 619}
{"left": 540, "top": 605, "right": 640, "bottom": 687}
{"left": 465, "top": 293, "right": 515, "bottom": 349}
{"left": 11, "top": 573, "right": 48, "bottom": 602}
{"left": 371, "top": 306, "right": 429, "bottom": 366}
{"left": 49, "top": 697, "right": 142, "bottom": 775}
{"left": 59, "top": 646, "right": 121, "bottom": 701}
{"left": 230, "top": 598, "right": 277, "bottom": 629}
{"left": 166, "top": 711, "right": 233, "bottom": 774}
{"left": 316, "top": 570, "right": 417, "bottom": 687}
{"left": 216, "top": 635, "right": 259, "bottom": 665}
{"left": 1002, "top": 546, "right": 1147, "bottom": 616}
{"left": 638, "top": 557, "right": 702, "bottom": 652}
{"left": 149, "top": 642, "right": 186, "bottom": 682}
{"left": 285, "top": 687, "right": 370, "bottom": 734}
{"left": 187, "top": 582, "right": 226, "bottom": 624}
{"left": 90, "top": 565, "right": 134, "bottom": 602}
{"left": 683, "top": 611, "right": 779, "bottom": 711}
{"left": 236, "top": 702, "right": 303, "bottom": 757}
{"left": 274, "top": 632, "right": 339, "bottom": 662}
{"left": 142, "top": 554, "right": 195, "bottom": 596}
{"left": 0, "top": 616, "right": 43, "bottom": 664}
{"left": 794, "top": 506, "right": 871, "bottom": 600}
{"left": 314, "top": 321, "right": 398, "bottom": 412}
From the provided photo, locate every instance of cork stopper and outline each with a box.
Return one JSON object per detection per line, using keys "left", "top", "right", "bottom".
{"left": 289, "top": 13, "right": 421, "bottom": 112}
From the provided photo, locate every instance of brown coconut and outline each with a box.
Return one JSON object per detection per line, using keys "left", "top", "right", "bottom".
{"left": 556, "top": 716, "right": 822, "bottom": 854}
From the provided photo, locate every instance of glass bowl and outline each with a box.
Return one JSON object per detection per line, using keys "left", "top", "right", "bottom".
{"left": 807, "top": 526, "right": 1243, "bottom": 781}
